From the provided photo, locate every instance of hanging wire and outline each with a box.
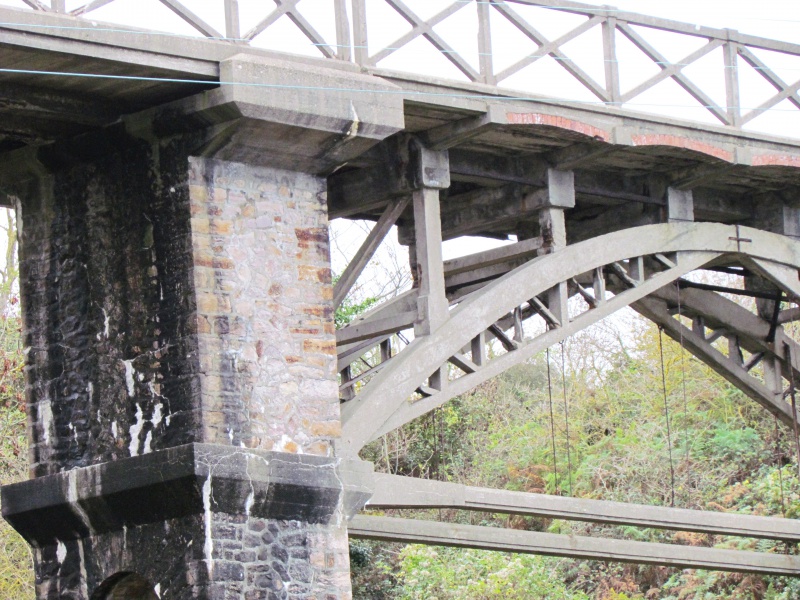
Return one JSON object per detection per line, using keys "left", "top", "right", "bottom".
{"left": 658, "top": 326, "right": 677, "bottom": 507}
{"left": 561, "top": 341, "right": 574, "bottom": 497}
{"left": 783, "top": 342, "right": 800, "bottom": 480}
{"left": 774, "top": 415, "right": 787, "bottom": 518}
{"left": 546, "top": 347, "right": 560, "bottom": 495}
{"left": 676, "top": 283, "right": 691, "bottom": 464}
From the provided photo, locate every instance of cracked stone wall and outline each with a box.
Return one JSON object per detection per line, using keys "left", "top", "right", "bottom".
{"left": 34, "top": 514, "right": 350, "bottom": 600}
{"left": 188, "top": 158, "right": 341, "bottom": 457}
{"left": 16, "top": 138, "right": 352, "bottom": 599}
{"left": 19, "top": 137, "right": 202, "bottom": 478}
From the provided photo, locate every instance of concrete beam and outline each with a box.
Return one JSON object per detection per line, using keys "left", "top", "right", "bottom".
{"left": 369, "top": 473, "right": 800, "bottom": 541}
{"left": 349, "top": 516, "right": 800, "bottom": 576}
{"left": 328, "top": 135, "right": 449, "bottom": 218}
{"left": 2, "top": 443, "right": 373, "bottom": 548}
{"left": 634, "top": 296, "right": 796, "bottom": 427}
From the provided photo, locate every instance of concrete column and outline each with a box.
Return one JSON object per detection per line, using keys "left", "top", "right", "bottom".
{"left": 666, "top": 188, "right": 694, "bottom": 223}
{"left": 538, "top": 169, "right": 574, "bottom": 327}
{"left": 2, "top": 55, "right": 402, "bottom": 600}
{"left": 413, "top": 188, "right": 448, "bottom": 336}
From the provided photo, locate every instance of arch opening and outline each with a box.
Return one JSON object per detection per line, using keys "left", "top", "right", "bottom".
{"left": 91, "top": 572, "right": 159, "bottom": 600}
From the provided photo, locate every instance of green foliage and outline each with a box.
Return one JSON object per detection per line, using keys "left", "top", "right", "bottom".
{"left": 396, "top": 545, "right": 589, "bottom": 600}
{"left": 355, "top": 317, "right": 800, "bottom": 599}
{"left": 336, "top": 295, "right": 379, "bottom": 329}
{"left": 332, "top": 273, "right": 379, "bottom": 329}
{"left": 0, "top": 313, "right": 35, "bottom": 598}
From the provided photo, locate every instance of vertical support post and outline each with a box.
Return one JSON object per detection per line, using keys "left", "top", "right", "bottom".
{"left": 352, "top": 0, "right": 368, "bottom": 66}
{"left": 471, "top": 331, "right": 486, "bottom": 367}
{"left": 429, "top": 367, "right": 444, "bottom": 391}
{"left": 413, "top": 188, "right": 448, "bottom": 336}
{"left": 542, "top": 207, "right": 568, "bottom": 325}
{"left": 692, "top": 316, "right": 705, "bottom": 339}
{"left": 513, "top": 306, "right": 524, "bottom": 342}
{"left": 340, "top": 365, "right": 355, "bottom": 401}
{"left": 51, "top": 0, "right": 65, "bottom": 11}
{"left": 724, "top": 31, "right": 742, "bottom": 128}
{"left": 593, "top": 266, "right": 606, "bottom": 305}
{"left": 763, "top": 355, "right": 784, "bottom": 398}
{"left": 477, "top": 0, "right": 495, "bottom": 85}
{"left": 380, "top": 339, "right": 392, "bottom": 363}
{"left": 224, "top": 0, "right": 240, "bottom": 40}
{"left": 728, "top": 335, "right": 743, "bottom": 365}
{"left": 666, "top": 187, "right": 694, "bottom": 223}
{"left": 602, "top": 10, "right": 620, "bottom": 106}
{"left": 539, "top": 169, "right": 573, "bottom": 327}
{"left": 628, "top": 256, "right": 645, "bottom": 283}
{"left": 335, "top": 0, "right": 352, "bottom": 61}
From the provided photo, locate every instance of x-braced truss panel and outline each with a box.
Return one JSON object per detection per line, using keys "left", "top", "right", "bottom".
{"left": 7, "top": 1, "right": 800, "bottom": 131}
{"left": 338, "top": 223, "right": 800, "bottom": 457}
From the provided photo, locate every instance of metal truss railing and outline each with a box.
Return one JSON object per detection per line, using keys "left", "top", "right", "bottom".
{"left": 16, "top": 0, "right": 800, "bottom": 129}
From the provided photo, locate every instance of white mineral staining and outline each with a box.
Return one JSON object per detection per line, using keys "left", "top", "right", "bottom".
{"left": 128, "top": 404, "right": 144, "bottom": 457}
{"left": 123, "top": 359, "right": 135, "bottom": 397}
{"left": 56, "top": 541, "right": 66, "bottom": 564}
{"left": 40, "top": 400, "right": 53, "bottom": 445}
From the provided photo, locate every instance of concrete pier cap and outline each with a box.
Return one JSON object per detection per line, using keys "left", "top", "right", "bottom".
{"left": 147, "top": 54, "right": 406, "bottom": 174}
{"left": 0, "top": 52, "right": 401, "bottom": 600}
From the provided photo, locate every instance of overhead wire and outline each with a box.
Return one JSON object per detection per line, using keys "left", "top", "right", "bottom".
{"left": 546, "top": 346, "right": 560, "bottom": 495}
{"left": 2, "top": 66, "right": 800, "bottom": 117}
{"left": 560, "top": 340, "right": 573, "bottom": 496}
{"left": 657, "top": 325, "right": 677, "bottom": 507}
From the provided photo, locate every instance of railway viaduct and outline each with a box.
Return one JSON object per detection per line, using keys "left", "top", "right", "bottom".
{"left": 3, "top": 0, "right": 800, "bottom": 598}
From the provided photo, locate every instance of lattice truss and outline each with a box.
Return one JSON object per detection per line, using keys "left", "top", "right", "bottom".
{"left": 14, "top": 0, "right": 351, "bottom": 59}
{"left": 337, "top": 225, "right": 800, "bottom": 455}
{"left": 336, "top": 221, "right": 800, "bottom": 573}
{"left": 11, "top": 0, "right": 800, "bottom": 129}
{"left": 353, "top": 0, "right": 800, "bottom": 127}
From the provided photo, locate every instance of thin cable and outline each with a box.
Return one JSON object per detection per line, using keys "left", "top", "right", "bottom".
{"left": 546, "top": 347, "right": 560, "bottom": 495}
{"left": 676, "top": 283, "right": 691, "bottom": 464}
{"left": 774, "top": 415, "right": 787, "bottom": 518}
{"left": 560, "top": 340, "right": 573, "bottom": 497}
{"left": 2, "top": 66, "right": 800, "bottom": 115}
{"left": 658, "top": 326, "right": 677, "bottom": 507}
{"left": 783, "top": 342, "right": 800, "bottom": 480}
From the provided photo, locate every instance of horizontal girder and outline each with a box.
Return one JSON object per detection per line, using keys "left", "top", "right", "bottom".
{"left": 349, "top": 515, "right": 800, "bottom": 576}
{"left": 369, "top": 473, "right": 800, "bottom": 541}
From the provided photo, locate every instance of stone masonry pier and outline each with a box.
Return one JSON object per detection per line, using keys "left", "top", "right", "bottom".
{"left": 1, "top": 52, "right": 402, "bottom": 599}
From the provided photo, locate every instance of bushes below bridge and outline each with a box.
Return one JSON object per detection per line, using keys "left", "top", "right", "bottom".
{"left": 353, "top": 318, "right": 800, "bottom": 599}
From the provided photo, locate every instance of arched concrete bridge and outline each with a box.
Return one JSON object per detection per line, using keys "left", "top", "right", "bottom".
{"left": 3, "top": 1, "right": 800, "bottom": 598}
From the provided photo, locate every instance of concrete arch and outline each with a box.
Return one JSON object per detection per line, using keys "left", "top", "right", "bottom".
{"left": 340, "top": 222, "right": 800, "bottom": 455}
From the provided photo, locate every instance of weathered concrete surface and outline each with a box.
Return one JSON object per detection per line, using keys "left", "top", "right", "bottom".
{"left": 3, "top": 444, "right": 372, "bottom": 599}
{"left": 188, "top": 158, "right": 343, "bottom": 456}
{"left": 0, "top": 57, "right": 406, "bottom": 596}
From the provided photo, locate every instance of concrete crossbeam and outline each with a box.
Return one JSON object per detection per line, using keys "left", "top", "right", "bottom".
{"left": 368, "top": 474, "right": 800, "bottom": 541}
{"left": 349, "top": 515, "right": 800, "bottom": 576}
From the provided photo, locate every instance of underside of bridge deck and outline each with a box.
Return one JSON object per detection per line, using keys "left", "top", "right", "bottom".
{"left": 2, "top": 2, "right": 800, "bottom": 598}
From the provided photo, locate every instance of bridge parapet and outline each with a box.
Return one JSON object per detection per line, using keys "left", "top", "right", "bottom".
{"left": 4, "top": 0, "right": 800, "bottom": 132}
